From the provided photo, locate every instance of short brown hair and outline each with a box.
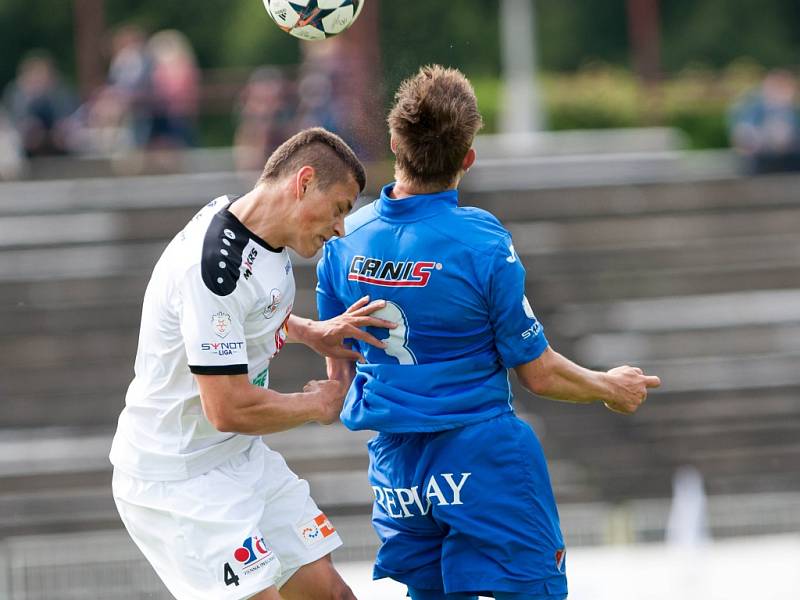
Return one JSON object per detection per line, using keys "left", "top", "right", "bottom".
{"left": 388, "top": 65, "right": 483, "bottom": 189}
{"left": 259, "top": 127, "right": 366, "bottom": 192}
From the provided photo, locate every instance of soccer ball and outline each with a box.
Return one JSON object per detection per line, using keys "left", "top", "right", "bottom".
{"left": 263, "top": 0, "right": 365, "bottom": 41}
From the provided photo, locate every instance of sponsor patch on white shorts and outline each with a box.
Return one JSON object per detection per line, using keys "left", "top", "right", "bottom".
{"left": 221, "top": 534, "right": 279, "bottom": 589}
{"left": 296, "top": 512, "right": 337, "bottom": 547}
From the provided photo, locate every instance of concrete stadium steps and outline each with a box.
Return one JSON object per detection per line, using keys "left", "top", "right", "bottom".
{"left": 0, "top": 207, "right": 201, "bottom": 249}
{"left": 508, "top": 209, "right": 800, "bottom": 252}
{"left": 0, "top": 418, "right": 589, "bottom": 540}
{"left": 2, "top": 331, "right": 140, "bottom": 371}
{"left": 0, "top": 345, "right": 329, "bottom": 429}
{"left": 552, "top": 289, "right": 800, "bottom": 336}
{"left": 0, "top": 172, "right": 253, "bottom": 217}
{"left": 519, "top": 234, "right": 800, "bottom": 275}
{"left": 517, "top": 384, "right": 800, "bottom": 501}
{"left": 573, "top": 323, "right": 800, "bottom": 362}
{"left": 0, "top": 241, "right": 165, "bottom": 282}
{"left": 463, "top": 172, "right": 800, "bottom": 218}
{"left": 530, "top": 263, "right": 800, "bottom": 307}
{"left": 1, "top": 170, "right": 799, "bottom": 538}
{"left": 0, "top": 274, "right": 149, "bottom": 309}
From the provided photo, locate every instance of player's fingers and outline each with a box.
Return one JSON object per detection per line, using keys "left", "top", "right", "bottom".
{"left": 350, "top": 299, "right": 387, "bottom": 316}
{"left": 348, "top": 328, "right": 388, "bottom": 349}
{"left": 348, "top": 316, "right": 397, "bottom": 329}
{"left": 644, "top": 375, "right": 661, "bottom": 388}
{"left": 344, "top": 295, "right": 371, "bottom": 313}
{"left": 604, "top": 402, "right": 631, "bottom": 415}
{"left": 632, "top": 367, "right": 644, "bottom": 375}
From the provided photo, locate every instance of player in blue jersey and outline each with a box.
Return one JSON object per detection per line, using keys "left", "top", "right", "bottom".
{"left": 316, "top": 66, "right": 661, "bottom": 600}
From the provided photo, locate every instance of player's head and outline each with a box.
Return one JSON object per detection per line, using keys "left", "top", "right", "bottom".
{"left": 388, "top": 65, "right": 483, "bottom": 191}
{"left": 259, "top": 127, "right": 366, "bottom": 257}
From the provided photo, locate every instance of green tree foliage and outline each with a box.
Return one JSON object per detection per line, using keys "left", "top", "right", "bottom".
{"left": 3, "top": 0, "right": 800, "bottom": 92}
{"left": 2, "top": 0, "right": 799, "bottom": 148}
{"left": 537, "top": 0, "right": 630, "bottom": 71}
{"left": 660, "top": 0, "right": 800, "bottom": 71}
{"left": 0, "top": 0, "right": 74, "bottom": 88}
{"left": 535, "top": 0, "right": 800, "bottom": 72}
{"left": 104, "top": 0, "right": 299, "bottom": 69}
{"left": 378, "top": 0, "right": 500, "bottom": 96}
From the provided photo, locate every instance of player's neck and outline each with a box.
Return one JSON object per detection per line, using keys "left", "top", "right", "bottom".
{"left": 391, "top": 176, "right": 459, "bottom": 199}
{"left": 229, "top": 184, "right": 289, "bottom": 248}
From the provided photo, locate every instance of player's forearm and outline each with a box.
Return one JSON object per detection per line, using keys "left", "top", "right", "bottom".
{"left": 515, "top": 348, "right": 612, "bottom": 405}
{"left": 203, "top": 386, "right": 322, "bottom": 435}
{"left": 327, "top": 357, "right": 355, "bottom": 389}
{"left": 285, "top": 314, "right": 313, "bottom": 345}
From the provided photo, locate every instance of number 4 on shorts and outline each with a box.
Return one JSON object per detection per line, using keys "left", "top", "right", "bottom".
{"left": 224, "top": 562, "right": 240, "bottom": 587}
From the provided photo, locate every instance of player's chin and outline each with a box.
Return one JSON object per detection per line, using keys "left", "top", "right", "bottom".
{"left": 298, "top": 236, "right": 325, "bottom": 258}
{"left": 313, "top": 235, "right": 327, "bottom": 253}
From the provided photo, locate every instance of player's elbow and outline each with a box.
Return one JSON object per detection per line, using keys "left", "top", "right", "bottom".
{"left": 201, "top": 395, "right": 239, "bottom": 433}
{"left": 518, "top": 370, "right": 554, "bottom": 397}
{"left": 209, "top": 413, "right": 238, "bottom": 433}
{"left": 514, "top": 349, "right": 557, "bottom": 397}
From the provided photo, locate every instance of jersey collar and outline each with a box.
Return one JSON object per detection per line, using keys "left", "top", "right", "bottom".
{"left": 375, "top": 183, "right": 459, "bottom": 222}
{"left": 224, "top": 196, "right": 283, "bottom": 253}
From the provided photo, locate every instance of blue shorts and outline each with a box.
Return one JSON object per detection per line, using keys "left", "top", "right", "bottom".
{"left": 367, "top": 413, "right": 568, "bottom": 596}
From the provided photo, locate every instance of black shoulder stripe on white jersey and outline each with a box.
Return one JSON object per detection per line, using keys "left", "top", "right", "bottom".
{"left": 201, "top": 211, "right": 248, "bottom": 296}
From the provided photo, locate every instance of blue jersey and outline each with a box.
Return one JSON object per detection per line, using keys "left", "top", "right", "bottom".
{"left": 316, "top": 183, "right": 549, "bottom": 433}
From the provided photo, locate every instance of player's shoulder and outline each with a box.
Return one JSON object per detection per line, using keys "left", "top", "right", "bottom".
{"left": 455, "top": 205, "right": 507, "bottom": 233}
{"left": 174, "top": 196, "right": 252, "bottom": 298}
{"left": 345, "top": 200, "right": 380, "bottom": 234}
{"left": 434, "top": 205, "right": 511, "bottom": 252}
{"left": 326, "top": 200, "right": 380, "bottom": 252}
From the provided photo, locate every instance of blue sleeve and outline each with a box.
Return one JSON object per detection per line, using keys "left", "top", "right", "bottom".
{"left": 485, "top": 235, "right": 549, "bottom": 368}
{"left": 316, "top": 242, "right": 348, "bottom": 320}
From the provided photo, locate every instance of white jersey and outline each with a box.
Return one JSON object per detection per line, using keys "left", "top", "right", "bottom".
{"left": 110, "top": 195, "right": 296, "bottom": 480}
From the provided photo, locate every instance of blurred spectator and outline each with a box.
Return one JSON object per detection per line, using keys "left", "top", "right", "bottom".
{"left": 147, "top": 30, "right": 200, "bottom": 150}
{"left": 295, "top": 70, "right": 345, "bottom": 135}
{"left": 298, "top": 39, "right": 366, "bottom": 157}
{"left": 108, "top": 24, "right": 154, "bottom": 149}
{"left": 67, "top": 86, "right": 135, "bottom": 161}
{"left": 0, "top": 108, "right": 25, "bottom": 179}
{"left": 233, "top": 67, "right": 293, "bottom": 171}
{"left": 729, "top": 69, "right": 800, "bottom": 174}
{"left": 2, "top": 51, "right": 77, "bottom": 157}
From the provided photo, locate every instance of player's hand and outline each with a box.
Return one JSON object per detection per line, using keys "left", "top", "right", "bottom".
{"left": 305, "top": 296, "right": 397, "bottom": 361}
{"left": 602, "top": 366, "right": 661, "bottom": 415}
{"left": 303, "top": 379, "right": 347, "bottom": 425}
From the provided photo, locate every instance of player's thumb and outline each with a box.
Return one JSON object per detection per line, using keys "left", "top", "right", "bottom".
{"left": 644, "top": 375, "right": 661, "bottom": 388}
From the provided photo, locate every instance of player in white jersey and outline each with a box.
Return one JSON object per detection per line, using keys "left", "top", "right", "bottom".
{"left": 110, "top": 128, "right": 394, "bottom": 600}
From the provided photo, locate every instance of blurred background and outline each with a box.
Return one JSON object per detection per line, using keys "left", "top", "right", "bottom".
{"left": 1, "top": 0, "right": 800, "bottom": 598}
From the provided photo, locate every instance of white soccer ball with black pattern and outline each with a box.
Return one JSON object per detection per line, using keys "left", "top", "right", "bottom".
{"left": 263, "top": 0, "right": 365, "bottom": 41}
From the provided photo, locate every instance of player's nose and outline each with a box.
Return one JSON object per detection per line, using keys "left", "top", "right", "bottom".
{"left": 332, "top": 215, "right": 345, "bottom": 237}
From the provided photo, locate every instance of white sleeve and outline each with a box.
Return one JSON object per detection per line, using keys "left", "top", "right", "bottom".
{"left": 178, "top": 265, "right": 250, "bottom": 375}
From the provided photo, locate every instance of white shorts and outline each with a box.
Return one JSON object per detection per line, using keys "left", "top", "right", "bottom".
{"left": 112, "top": 439, "right": 343, "bottom": 600}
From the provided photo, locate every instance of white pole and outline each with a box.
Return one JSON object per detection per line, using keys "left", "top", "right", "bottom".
{"left": 500, "top": 0, "right": 544, "bottom": 134}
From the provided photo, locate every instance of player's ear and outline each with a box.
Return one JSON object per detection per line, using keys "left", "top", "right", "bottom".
{"left": 295, "top": 165, "right": 315, "bottom": 199}
{"left": 462, "top": 148, "right": 476, "bottom": 172}
{"left": 389, "top": 135, "right": 398, "bottom": 155}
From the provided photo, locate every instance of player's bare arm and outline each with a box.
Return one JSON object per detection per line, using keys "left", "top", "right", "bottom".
{"left": 326, "top": 356, "right": 357, "bottom": 390}
{"left": 287, "top": 295, "right": 396, "bottom": 361}
{"left": 196, "top": 373, "right": 346, "bottom": 434}
{"left": 514, "top": 347, "right": 661, "bottom": 415}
